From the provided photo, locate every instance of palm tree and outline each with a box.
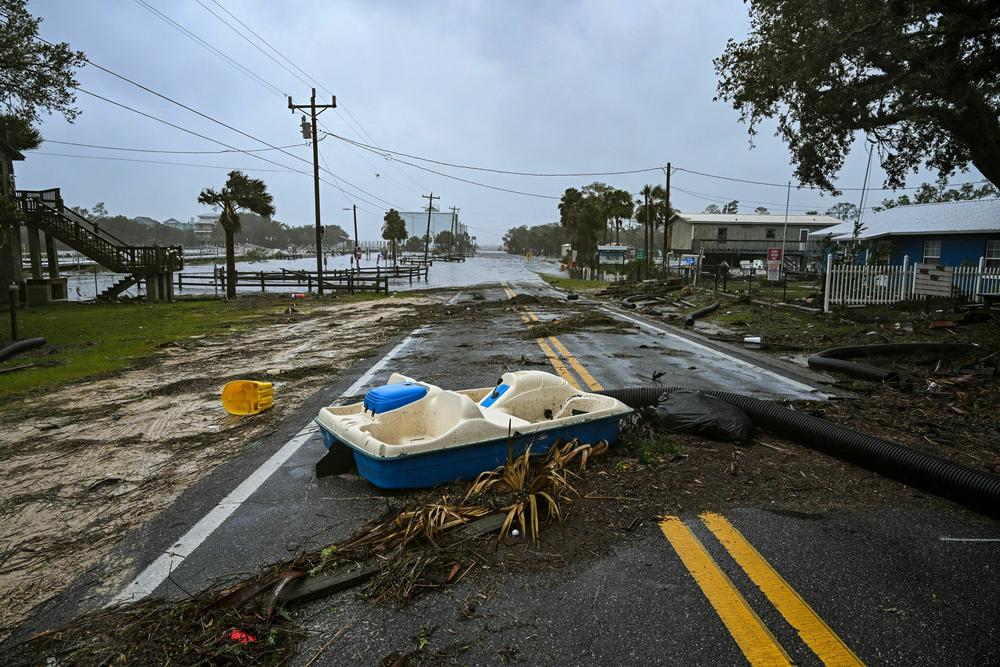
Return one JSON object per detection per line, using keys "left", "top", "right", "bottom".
{"left": 198, "top": 170, "right": 275, "bottom": 299}
{"left": 636, "top": 185, "right": 667, "bottom": 270}
{"left": 605, "top": 188, "right": 634, "bottom": 244}
{"left": 382, "top": 209, "right": 407, "bottom": 264}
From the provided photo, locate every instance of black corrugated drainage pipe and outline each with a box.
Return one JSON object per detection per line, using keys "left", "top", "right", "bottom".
{"left": 599, "top": 385, "right": 1000, "bottom": 517}
{"left": 807, "top": 342, "right": 978, "bottom": 382}
{"left": 0, "top": 337, "right": 46, "bottom": 363}
{"left": 684, "top": 302, "right": 719, "bottom": 326}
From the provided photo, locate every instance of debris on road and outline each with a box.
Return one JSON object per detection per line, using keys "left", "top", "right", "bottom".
{"left": 221, "top": 380, "right": 274, "bottom": 415}
{"left": 641, "top": 390, "right": 755, "bottom": 444}
{"left": 8, "top": 439, "right": 607, "bottom": 666}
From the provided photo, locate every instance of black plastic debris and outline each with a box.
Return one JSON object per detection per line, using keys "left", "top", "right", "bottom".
{"left": 643, "top": 390, "right": 755, "bottom": 443}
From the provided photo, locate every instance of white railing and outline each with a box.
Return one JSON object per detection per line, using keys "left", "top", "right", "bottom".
{"left": 823, "top": 255, "right": 999, "bottom": 311}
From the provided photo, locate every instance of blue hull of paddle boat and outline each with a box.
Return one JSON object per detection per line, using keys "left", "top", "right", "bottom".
{"left": 316, "top": 414, "right": 624, "bottom": 489}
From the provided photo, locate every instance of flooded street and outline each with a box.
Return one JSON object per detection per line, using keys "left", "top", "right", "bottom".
{"left": 62, "top": 251, "right": 564, "bottom": 300}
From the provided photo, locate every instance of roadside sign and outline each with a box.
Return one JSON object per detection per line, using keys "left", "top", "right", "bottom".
{"left": 766, "top": 260, "right": 781, "bottom": 281}
{"left": 767, "top": 248, "right": 783, "bottom": 262}
{"left": 913, "top": 263, "right": 953, "bottom": 297}
{"left": 681, "top": 254, "right": 697, "bottom": 266}
{"left": 636, "top": 249, "right": 646, "bottom": 260}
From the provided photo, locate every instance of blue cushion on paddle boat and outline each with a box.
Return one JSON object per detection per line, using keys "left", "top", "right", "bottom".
{"left": 364, "top": 382, "right": 428, "bottom": 414}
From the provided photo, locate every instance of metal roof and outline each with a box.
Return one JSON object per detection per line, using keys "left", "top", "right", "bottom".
{"left": 811, "top": 198, "right": 1000, "bottom": 240}
{"left": 673, "top": 212, "right": 843, "bottom": 226}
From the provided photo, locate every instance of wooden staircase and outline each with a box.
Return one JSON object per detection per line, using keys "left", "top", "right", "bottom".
{"left": 16, "top": 188, "right": 183, "bottom": 300}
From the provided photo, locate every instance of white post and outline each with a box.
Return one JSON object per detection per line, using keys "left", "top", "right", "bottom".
{"left": 900, "top": 255, "right": 909, "bottom": 301}
{"left": 823, "top": 253, "right": 833, "bottom": 312}
{"left": 973, "top": 256, "right": 985, "bottom": 303}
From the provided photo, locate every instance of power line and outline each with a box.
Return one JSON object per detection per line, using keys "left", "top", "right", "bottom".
{"left": 329, "top": 129, "right": 991, "bottom": 193}
{"left": 192, "top": 0, "right": 313, "bottom": 91}
{"left": 210, "top": 0, "right": 333, "bottom": 98}
{"left": 673, "top": 166, "right": 989, "bottom": 192}
{"left": 113, "top": 6, "right": 401, "bottom": 207}
{"left": 201, "top": 0, "right": 428, "bottom": 192}
{"left": 29, "top": 150, "right": 294, "bottom": 172}
{"left": 670, "top": 184, "right": 845, "bottom": 213}
{"left": 66, "top": 45, "right": 398, "bottom": 208}
{"left": 131, "top": 0, "right": 285, "bottom": 98}
{"left": 43, "top": 139, "right": 307, "bottom": 155}
{"left": 384, "top": 152, "right": 562, "bottom": 200}
{"left": 326, "top": 130, "right": 663, "bottom": 177}
{"left": 75, "top": 87, "right": 385, "bottom": 209}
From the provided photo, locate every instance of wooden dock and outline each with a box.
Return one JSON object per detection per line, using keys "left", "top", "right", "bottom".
{"left": 174, "top": 264, "right": 428, "bottom": 295}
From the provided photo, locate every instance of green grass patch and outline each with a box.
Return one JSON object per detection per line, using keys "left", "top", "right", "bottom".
{"left": 539, "top": 273, "right": 608, "bottom": 291}
{"left": 0, "top": 294, "right": 385, "bottom": 399}
{"left": 617, "top": 433, "right": 684, "bottom": 465}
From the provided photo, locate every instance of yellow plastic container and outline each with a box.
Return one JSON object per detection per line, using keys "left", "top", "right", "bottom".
{"left": 221, "top": 380, "right": 274, "bottom": 415}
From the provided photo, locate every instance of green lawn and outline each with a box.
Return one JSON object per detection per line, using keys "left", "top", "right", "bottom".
{"left": 0, "top": 294, "right": 382, "bottom": 398}
{"left": 539, "top": 273, "right": 608, "bottom": 291}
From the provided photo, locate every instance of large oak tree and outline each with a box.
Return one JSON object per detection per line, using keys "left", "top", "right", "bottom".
{"left": 714, "top": 1, "right": 1000, "bottom": 191}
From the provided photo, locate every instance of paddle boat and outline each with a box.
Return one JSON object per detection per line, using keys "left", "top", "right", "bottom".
{"left": 314, "top": 370, "right": 632, "bottom": 489}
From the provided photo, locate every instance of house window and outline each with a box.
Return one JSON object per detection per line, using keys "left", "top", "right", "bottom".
{"left": 765, "top": 228, "right": 775, "bottom": 239}
{"left": 923, "top": 239, "right": 942, "bottom": 264}
{"left": 986, "top": 240, "right": 1000, "bottom": 268}
{"left": 799, "top": 229, "right": 809, "bottom": 242}
{"left": 717, "top": 228, "right": 727, "bottom": 243}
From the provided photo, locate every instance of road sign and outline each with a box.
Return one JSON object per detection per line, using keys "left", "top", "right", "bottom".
{"left": 767, "top": 248, "right": 783, "bottom": 262}
{"left": 636, "top": 249, "right": 646, "bottom": 260}
{"left": 767, "top": 260, "right": 781, "bottom": 281}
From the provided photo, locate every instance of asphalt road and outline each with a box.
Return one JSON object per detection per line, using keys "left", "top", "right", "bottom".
{"left": 11, "top": 279, "right": 999, "bottom": 665}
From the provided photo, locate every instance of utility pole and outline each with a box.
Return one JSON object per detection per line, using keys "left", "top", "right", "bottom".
{"left": 643, "top": 189, "right": 650, "bottom": 272}
{"left": 663, "top": 162, "right": 671, "bottom": 273}
{"left": 288, "top": 88, "right": 336, "bottom": 294}
{"left": 422, "top": 192, "right": 438, "bottom": 263}
{"left": 342, "top": 204, "right": 359, "bottom": 270}
{"left": 449, "top": 206, "right": 460, "bottom": 254}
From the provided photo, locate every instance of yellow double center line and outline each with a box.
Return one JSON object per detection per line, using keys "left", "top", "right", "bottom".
{"left": 660, "top": 513, "right": 863, "bottom": 666}
{"left": 504, "top": 283, "right": 603, "bottom": 391}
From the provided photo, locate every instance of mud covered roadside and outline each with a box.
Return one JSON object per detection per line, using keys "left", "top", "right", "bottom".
{"left": 0, "top": 295, "right": 435, "bottom": 637}
{"left": 619, "top": 291, "right": 1000, "bottom": 475}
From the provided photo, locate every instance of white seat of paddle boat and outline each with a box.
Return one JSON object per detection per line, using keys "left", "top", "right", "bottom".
{"left": 315, "top": 370, "right": 630, "bottom": 458}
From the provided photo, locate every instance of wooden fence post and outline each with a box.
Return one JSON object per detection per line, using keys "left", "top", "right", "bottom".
{"left": 823, "top": 253, "right": 833, "bottom": 313}
{"left": 900, "top": 255, "right": 909, "bottom": 301}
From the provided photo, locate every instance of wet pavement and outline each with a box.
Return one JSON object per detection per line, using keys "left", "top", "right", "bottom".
{"left": 11, "top": 277, "right": 999, "bottom": 665}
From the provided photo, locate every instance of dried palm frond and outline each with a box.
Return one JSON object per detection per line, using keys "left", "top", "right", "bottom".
{"left": 339, "top": 502, "right": 493, "bottom": 555}
{"left": 464, "top": 439, "right": 610, "bottom": 544}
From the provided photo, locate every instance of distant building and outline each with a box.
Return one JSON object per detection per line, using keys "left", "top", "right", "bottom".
{"left": 134, "top": 215, "right": 159, "bottom": 227}
{"left": 811, "top": 198, "right": 1000, "bottom": 267}
{"left": 668, "top": 212, "right": 843, "bottom": 268}
{"left": 162, "top": 217, "right": 194, "bottom": 232}
{"left": 193, "top": 213, "right": 218, "bottom": 242}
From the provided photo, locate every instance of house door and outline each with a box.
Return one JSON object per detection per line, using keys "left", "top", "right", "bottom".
{"left": 799, "top": 228, "right": 809, "bottom": 252}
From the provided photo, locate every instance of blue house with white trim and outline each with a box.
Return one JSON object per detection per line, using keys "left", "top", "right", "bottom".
{"left": 812, "top": 198, "right": 1000, "bottom": 268}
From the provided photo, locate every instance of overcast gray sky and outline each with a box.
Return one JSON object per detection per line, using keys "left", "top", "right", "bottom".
{"left": 20, "top": 0, "right": 981, "bottom": 245}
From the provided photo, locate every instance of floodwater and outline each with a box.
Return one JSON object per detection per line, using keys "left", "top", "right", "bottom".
{"left": 61, "top": 251, "right": 564, "bottom": 300}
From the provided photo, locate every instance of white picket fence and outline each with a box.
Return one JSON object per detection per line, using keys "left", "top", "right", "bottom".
{"left": 823, "top": 255, "right": 1000, "bottom": 311}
